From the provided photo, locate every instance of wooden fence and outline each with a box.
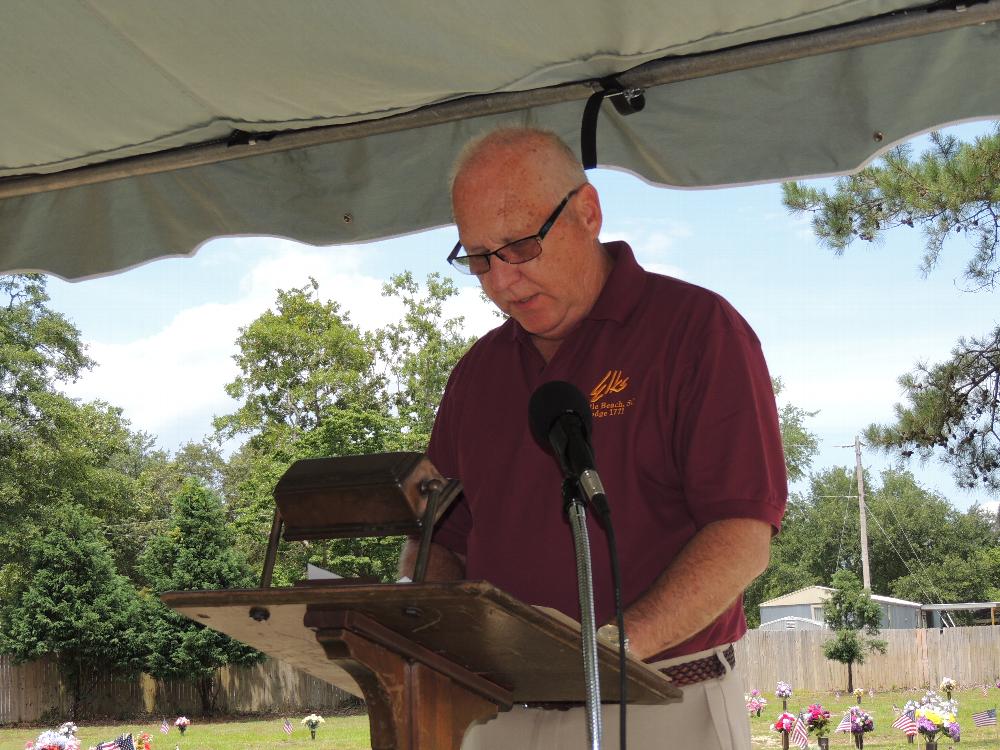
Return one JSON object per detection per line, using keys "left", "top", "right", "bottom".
{"left": 5, "top": 626, "right": 999, "bottom": 723}
{"left": 0, "top": 656, "right": 355, "bottom": 725}
{"left": 736, "top": 625, "right": 1000, "bottom": 693}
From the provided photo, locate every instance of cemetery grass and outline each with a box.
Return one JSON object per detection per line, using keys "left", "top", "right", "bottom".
{"left": 749, "top": 688, "right": 1000, "bottom": 749}
{"left": 1, "top": 715, "right": 371, "bottom": 750}
{"left": 4, "top": 689, "right": 999, "bottom": 750}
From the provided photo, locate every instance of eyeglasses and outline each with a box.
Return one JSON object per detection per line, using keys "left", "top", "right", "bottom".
{"left": 447, "top": 186, "right": 583, "bottom": 276}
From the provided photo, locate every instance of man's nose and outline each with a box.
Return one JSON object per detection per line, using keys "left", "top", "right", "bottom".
{"left": 485, "top": 257, "right": 522, "bottom": 290}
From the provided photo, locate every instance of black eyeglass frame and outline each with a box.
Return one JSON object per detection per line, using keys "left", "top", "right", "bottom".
{"left": 447, "top": 186, "right": 584, "bottom": 275}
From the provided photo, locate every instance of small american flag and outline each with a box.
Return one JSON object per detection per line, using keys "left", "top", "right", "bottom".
{"left": 95, "top": 742, "right": 117, "bottom": 750}
{"left": 790, "top": 717, "right": 809, "bottom": 749}
{"left": 891, "top": 704, "right": 900, "bottom": 715}
{"left": 892, "top": 710, "right": 917, "bottom": 735}
{"left": 283, "top": 718, "right": 293, "bottom": 735}
{"left": 983, "top": 684, "right": 990, "bottom": 697}
{"left": 835, "top": 691, "right": 841, "bottom": 699}
{"left": 868, "top": 688, "right": 874, "bottom": 697}
{"left": 972, "top": 708, "right": 997, "bottom": 727}
{"left": 160, "top": 719, "right": 169, "bottom": 734}
{"left": 116, "top": 734, "right": 137, "bottom": 750}
{"left": 836, "top": 712, "right": 853, "bottom": 733}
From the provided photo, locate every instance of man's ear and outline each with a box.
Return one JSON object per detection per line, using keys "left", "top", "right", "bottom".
{"left": 576, "top": 183, "right": 603, "bottom": 238}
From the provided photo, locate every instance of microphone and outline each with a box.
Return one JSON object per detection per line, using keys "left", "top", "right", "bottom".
{"left": 528, "top": 380, "right": 609, "bottom": 519}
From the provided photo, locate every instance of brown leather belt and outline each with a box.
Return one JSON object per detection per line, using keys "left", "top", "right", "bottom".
{"left": 529, "top": 645, "right": 737, "bottom": 709}
{"left": 659, "top": 644, "right": 736, "bottom": 688}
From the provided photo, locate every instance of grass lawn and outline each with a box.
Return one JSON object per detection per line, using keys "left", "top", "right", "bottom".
{"left": 2, "top": 715, "right": 371, "bottom": 750}
{"left": 4, "top": 689, "right": 998, "bottom": 749}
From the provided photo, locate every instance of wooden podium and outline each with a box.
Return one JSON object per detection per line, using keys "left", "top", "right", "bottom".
{"left": 163, "top": 581, "right": 681, "bottom": 750}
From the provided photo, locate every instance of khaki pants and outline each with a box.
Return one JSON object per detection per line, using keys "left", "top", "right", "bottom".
{"left": 461, "top": 643, "right": 750, "bottom": 750}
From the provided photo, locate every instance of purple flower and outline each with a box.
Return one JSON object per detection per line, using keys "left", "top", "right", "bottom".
{"left": 947, "top": 721, "right": 960, "bottom": 740}
{"left": 917, "top": 717, "right": 938, "bottom": 734}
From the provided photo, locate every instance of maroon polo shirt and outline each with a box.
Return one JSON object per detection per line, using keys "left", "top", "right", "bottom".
{"left": 428, "top": 241, "right": 787, "bottom": 661}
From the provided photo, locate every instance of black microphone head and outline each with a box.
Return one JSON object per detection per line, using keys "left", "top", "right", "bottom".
{"left": 528, "top": 380, "right": 593, "bottom": 450}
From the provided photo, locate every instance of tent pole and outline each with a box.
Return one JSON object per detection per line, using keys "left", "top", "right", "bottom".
{"left": 2, "top": 1, "right": 999, "bottom": 199}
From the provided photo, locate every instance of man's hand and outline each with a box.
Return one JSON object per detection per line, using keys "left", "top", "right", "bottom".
{"left": 398, "top": 539, "right": 467, "bottom": 581}
{"left": 622, "top": 517, "right": 772, "bottom": 660}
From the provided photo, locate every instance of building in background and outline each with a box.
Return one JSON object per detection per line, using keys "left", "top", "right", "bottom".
{"left": 759, "top": 586, "right": 923, "bottom": 629}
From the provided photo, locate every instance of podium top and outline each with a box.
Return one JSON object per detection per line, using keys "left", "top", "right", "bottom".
{"left": 273, "top": 452, "right": 459, "bottom": 540}
{"left": 163, "top": 580, "right": 681, "bottom": 706}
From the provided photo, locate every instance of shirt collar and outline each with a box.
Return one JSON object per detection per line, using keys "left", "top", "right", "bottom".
{"left": 585, "top": 240, "right": 646, "bottom": 324}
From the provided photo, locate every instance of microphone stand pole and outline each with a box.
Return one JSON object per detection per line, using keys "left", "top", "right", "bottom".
{"left": 563, "top": 478, "right": 602, "bottom": 750}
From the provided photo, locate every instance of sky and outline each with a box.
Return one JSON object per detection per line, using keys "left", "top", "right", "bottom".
{"left": 42, "top": 121, "right": 1000, "bottom": 516}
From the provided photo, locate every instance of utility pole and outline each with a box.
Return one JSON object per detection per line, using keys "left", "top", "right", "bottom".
{"left": 854, "top": 436, "right": 872, "bottom": 591}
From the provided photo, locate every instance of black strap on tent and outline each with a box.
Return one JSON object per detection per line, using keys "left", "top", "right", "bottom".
{"left": 580, "top": 79, "right": 646, "bottom": 170}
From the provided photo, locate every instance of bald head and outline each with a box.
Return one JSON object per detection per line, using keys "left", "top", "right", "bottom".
{"left": 450, "top": 127, "right": 587, "bottom": 213}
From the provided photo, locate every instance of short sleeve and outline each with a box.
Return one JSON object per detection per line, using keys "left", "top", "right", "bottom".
{"left": 672, "top": 300, "right": 787, "bottom": 532}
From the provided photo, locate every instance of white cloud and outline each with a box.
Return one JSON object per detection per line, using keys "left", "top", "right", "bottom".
{"left": 604, "top": 221, "right": 693, "bottom": 253}
{"left": 63, "top": 243, "right": 499, "bottom": 451}
{"left": 601, "top": 220, "right": 695, "bottom": 280}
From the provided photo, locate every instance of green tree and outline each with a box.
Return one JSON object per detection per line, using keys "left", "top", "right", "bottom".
{"left": 782, "top": 126, "right": 1000, "bottom": 491}
{"left": 822, "top": 569, "right": 887, "bottom": 692}
{"left": 0, "top": 503, "right": 146, "bottom": 719}
{"left": 782, "top": 126, "right": 1000, "bottom": 288}
{"left": 863, "top": 328, "right": 1000, "bottom": 492}
{"left": 137, "top": 439, "right": 228, "bottom": 524}
{"left": 217, "top": 275, "right": 473, "bottom": 586}
{"left": 1, "top": 275, "right": 152, "bottom": 586}
{"left": 870, "top": 470, "right": 999, "bottom": 612}
{"left": 215, "top": 278, "right": 384, "bottom": 442}
{"left": 139, "top": 480, "right": 262, "bottom": 713}
{"left": 773, "top": 377, "right": 819, "bottom": 483}
{"left": 377, "top": 272, "right": 477, "bottom": 449}
{"left": 743, "top": 468, "right": 853, "bottom": 627}
{"left": 0, "top": 274, "right": 92, "bottom": 415}
{"left": 745, "top": 466, "right": 1000, "bottom": 626}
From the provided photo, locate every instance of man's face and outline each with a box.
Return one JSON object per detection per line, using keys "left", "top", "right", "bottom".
{"left": 452, "top": 154, "right": 604, "bottom": 346}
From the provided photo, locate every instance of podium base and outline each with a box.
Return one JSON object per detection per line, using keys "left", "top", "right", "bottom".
{"left": 307, "top": 608, "right": 509, "bottom": 750}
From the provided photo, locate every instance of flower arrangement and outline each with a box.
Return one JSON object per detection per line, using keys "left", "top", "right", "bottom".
{"left": 746, "top": 696, "right": 767, "bottom": 716}
{"left": 802, "top": 704, "right": 832, "bottom": 738}
{"left": 847, "top": 706, "right": 874, "bottom": 734}
{"left": 302, "top": 714, "right": 325, "bottom": 740}
{"left": 939, "top": 677, "right": 957, "bottom": 694}
{"left": 773, "top": 711, "right": 797, "bottom": 733}
{"left": 302, "top": 714, "right": 325, "bottom": 730}
{"left": 853, "top": 687, "right": 865, "bottom": 699}
{"left": 775, "top": 681, "right": 792, "bottom": 699}
{"left": 57, "top": 724, "right": 77, "bottom": 739}
{"left": 920, "top": 689, "right": 958, "bottom": 717}
{"left": 174, "top": 717, "right": 190, "bottom": 735}
{"left": 26, "top": 731, "right": 79, "bottom": 750}
{"left": 137, "top": 732, "right": 152, "bottom": 750}
{"left": 745, "top": 688, "right": 767, "bottom": 716}
{"left": 915, "top": 704, "right": 960, "bottom": 743}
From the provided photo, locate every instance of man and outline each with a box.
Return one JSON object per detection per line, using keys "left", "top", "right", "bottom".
{"left": 400, "top": 127, "right": 787, "bottom": 748}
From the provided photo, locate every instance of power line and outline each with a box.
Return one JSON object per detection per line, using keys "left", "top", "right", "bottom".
{"left": 862, "top": 499, "right": 956, "bottom": 627}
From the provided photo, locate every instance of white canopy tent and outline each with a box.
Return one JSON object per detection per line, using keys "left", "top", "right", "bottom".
{"left": 2, "top": 0, "right": 999, "bottom": 279}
